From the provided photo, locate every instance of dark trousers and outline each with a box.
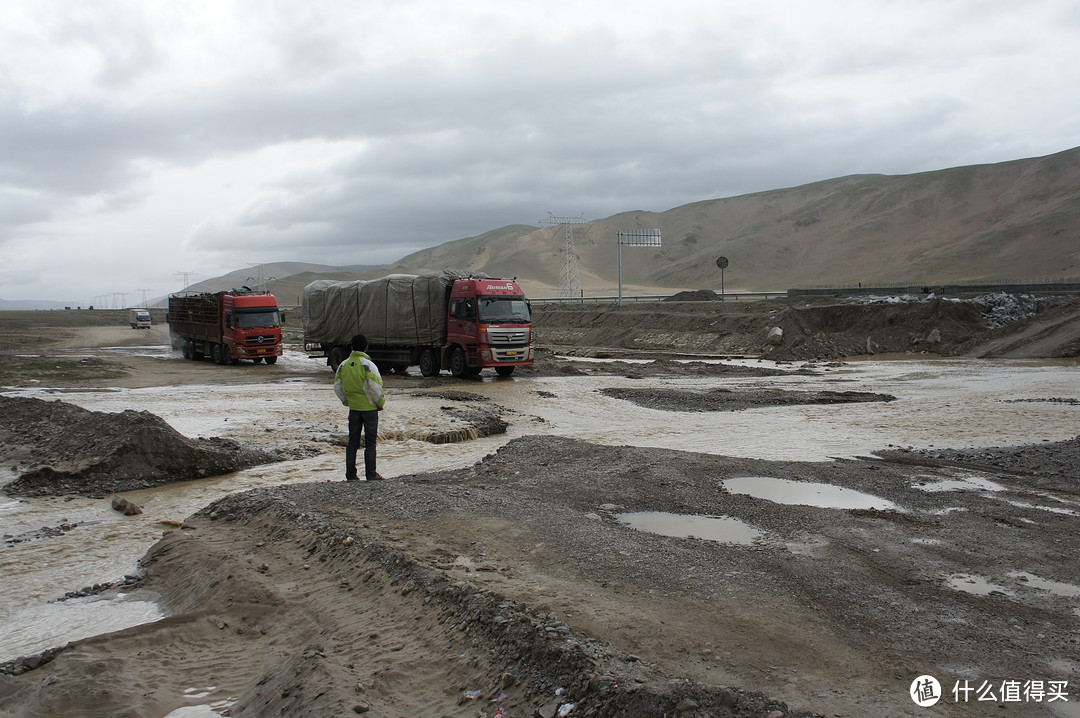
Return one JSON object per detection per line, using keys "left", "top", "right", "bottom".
{"left": 346, "top": 409, "right": 379, "bottom": 479}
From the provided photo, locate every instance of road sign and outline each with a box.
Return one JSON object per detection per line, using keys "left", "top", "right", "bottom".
{"left": 716, "top": 256, "right": 729, "bottom": 270}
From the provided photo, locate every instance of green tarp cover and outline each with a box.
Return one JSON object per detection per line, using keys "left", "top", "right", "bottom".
{"left": 302, "top": 271, "right": 478, "bottom": 346}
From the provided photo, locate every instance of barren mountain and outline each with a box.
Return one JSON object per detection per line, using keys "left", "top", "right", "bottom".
{"left": 246, "top": 146, "right": 1080, "bottom": 301}
{"left": 378, "top": 146, "right": 1080, "bottom": 295}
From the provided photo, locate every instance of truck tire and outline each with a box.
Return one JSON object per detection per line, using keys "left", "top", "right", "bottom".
{"left": 265, "top": 356, "right": 277, "bottom": 365}
{"left": 211, "top": 343, "right": 222, "bottom": 364}
{"left": 495, "top": 366, "right": 515, "bottom": 377}
{"left": 449, "top": 347, "right": 469, "bottom": 378}
{"left": 329, "top": 346, "right": 349, "bottom": 372}
{"left": 182, "top": 339, "right": 193, "bottom": 360}
{"left": 419, "top": 349, "right": 439, "bottom": 377}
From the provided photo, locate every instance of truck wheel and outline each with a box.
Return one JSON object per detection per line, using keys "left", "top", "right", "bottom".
{"left": 211, "top": 344, "right": 221, "bottom": 364}
{"left": 182, "top": 340, "right": 193, "bottom": 360}
{"left": 265, "top": 356, "right": 278, "bottom": 365}
{"left": 449, "top": 347, "right": 469, "bottom": 378}
{"left": 329, "top": 346, "right": 349, "bottom": 371}
{"left": 495, "top": 366, "right": 515, "bottom": 377}
{"left": 419, "top": 349, "right": 439, "bottom": 377}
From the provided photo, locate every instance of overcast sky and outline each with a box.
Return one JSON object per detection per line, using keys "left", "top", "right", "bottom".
{"left": 2, "top": 0, "right": 1079, "bottom": 304}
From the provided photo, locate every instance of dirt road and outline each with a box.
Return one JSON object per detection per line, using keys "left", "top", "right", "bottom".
{"left": 0, "top": 303, "right": 1078, "bottom": 717}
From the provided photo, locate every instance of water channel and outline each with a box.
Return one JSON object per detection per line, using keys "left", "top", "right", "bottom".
{"left": 2, "top": 351, "right": 1079, "bottom": 663}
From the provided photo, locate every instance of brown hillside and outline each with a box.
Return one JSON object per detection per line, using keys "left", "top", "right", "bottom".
{"left": 383, "top": 146, "right": 1080, "bottom": 294}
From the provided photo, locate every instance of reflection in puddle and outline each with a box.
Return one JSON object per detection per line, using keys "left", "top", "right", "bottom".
{"left": 946, "top": 574, "right": 1014, "bottom": 596}
{"left": 913, "top": 474, "right": 1005, "bottom": 493}
{"left": 722, "top": 476, "right": 901, "bottom": 511}
{"left": 618, "top": 512, "right": 761, "bottom": 545}
{"left": 999, "top": 499, "right": 1080, "bottom": 517}
{"left": 1008, "top": 572, "right": 1080, "bottom": 598}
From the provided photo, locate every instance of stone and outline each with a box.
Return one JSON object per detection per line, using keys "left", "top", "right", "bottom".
{"left": 110, "top": 496, "right": 143, "bottom": 516}
{"left": 765, "top": 326, "right": 784, "bottom": 346}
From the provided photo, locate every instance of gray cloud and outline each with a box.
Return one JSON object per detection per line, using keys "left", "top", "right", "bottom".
{"left": 1, "top": 0, "right": 1078, "bottom": 302}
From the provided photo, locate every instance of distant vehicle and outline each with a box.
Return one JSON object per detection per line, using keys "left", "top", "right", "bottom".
{"left": 167, "top": 290, "right": 283, "bottom": 365}
{"left": 129, "top": 308, "right": 152, "bottom": 329}
{"left": 303, "top": 272, "right": 533, "bottom": 377}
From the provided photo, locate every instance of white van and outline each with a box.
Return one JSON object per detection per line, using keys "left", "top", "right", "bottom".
{"left": 129, "top": 308, "right": 152, "bottom": 329}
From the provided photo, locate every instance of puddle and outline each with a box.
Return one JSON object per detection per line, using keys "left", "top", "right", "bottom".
{"left": 617, "top": 512, "right": 761, "bottom": 545}
{"left": 999, "top": 499, "right": 1080, "bottom": 517}
{"left": 1008, "top": 572, "right": 1080, "bottom": 599}
{"left": 912, "top": 474, "right": 1005, "bottom": 493}
{"left": 946, "top": 574, "right": 1014, "bottom": 597}
{"left": 721, "top": 476, "right": 901, "bottom": 511}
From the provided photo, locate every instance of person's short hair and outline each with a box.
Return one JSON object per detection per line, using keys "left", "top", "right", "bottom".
{"left": 351, "top": 334, "right": 368, "bottom": 351}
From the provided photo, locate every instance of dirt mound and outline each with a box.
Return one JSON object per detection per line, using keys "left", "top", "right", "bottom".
{"left": 0, "top": 395, "right": 281, "bottom": 498}
{"left": 600, "top": 387, "right": 895, "bottom": 412}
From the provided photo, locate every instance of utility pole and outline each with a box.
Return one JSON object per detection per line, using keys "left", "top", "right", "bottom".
{"left": 174, "top": 270, "right": 198, "bottom": 291}
{"left": 539, "top": 212, "right": 591, "bottom": 298}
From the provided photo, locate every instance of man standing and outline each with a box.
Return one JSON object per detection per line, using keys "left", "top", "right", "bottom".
{"left": 334, "top": 334, "right": 386, "bottom": 481}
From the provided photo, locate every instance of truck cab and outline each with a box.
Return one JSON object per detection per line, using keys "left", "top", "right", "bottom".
{"left": 444, "top": 278, "right": 533, "bottom": 377}
{"left": 221, "top": 293, "right": 284, "bottom": 364}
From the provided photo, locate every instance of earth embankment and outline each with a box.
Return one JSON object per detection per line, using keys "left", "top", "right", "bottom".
{"left": 531, "top": 294, "right": 1080, "bottom": 360}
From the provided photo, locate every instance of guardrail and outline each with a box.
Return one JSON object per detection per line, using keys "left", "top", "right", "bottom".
{"left": 530, "top": 291, "right": 787, "bottom": 305}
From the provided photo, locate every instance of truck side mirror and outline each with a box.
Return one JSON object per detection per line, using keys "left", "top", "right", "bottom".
{"left": 280, "top": 312, "right": 286, "bottom": 324}
{"left": 225, "top": 313, "right": 233, "bottom": 328}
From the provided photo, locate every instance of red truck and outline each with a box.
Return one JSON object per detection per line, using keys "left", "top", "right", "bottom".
{"left": 167, "top": 290, "right": 284, "bottom": 365}
{"left": 302, "top": 272, "right": 533, "bottom": 377}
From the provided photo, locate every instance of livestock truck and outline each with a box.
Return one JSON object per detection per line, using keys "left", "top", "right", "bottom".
{"left": 167, "top": 290, "right": 284, "bottom": 365}
{"left": 303, "top": 272, "right": 533, "bottom": 377}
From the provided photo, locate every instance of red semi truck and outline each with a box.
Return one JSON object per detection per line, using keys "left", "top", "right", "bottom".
{"left": 167, "top": 290, "right": 284, "bottom": 365}
{"left": 302, "top": 272, "right": 533, "bottom": 377}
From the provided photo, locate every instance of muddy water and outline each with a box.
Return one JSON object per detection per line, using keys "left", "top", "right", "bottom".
{"left": 2, "top": 355, "right": 1078, "bottom": 661}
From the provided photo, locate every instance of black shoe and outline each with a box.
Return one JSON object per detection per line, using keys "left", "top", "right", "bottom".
{"left": 345, "top": 476, "right": 359, "bottom": 481}
{"left": 366, "top": 473, "right": 385, "bottom": 481}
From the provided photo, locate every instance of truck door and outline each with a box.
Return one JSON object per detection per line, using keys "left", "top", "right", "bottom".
{"left": 448, "top": 298, "right": 476, "bottom": 342}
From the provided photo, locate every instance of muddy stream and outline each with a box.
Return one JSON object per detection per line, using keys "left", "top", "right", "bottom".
{"left": 2, "top": 352, "right": 1079, "bottom": 665}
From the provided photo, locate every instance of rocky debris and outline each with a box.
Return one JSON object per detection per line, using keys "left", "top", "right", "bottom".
{"left": 0, "top": 646, "right": 66, "bottom": 677}
{"left": 57, "top": 574, "right": 143, "bottom": 601}
{"left": 877, "top": 435, "right": 1080, "bottom": 495}
{"left": 765, "top": 326, "right": 784, "bottom": 346}
{"left": 110, "top": 496, "right": 143, "bottom": 515}
{"left": 599, "top": 386, "right": 896, "bottom": 412}
{"left": 977, "top": 292, "right": 1044, "bottom": 329}
{"left": 0, "top": 395, "right": 282, "bottom": 498}
{"left": 3, "top": 520, "right": 97, "bottom": 546}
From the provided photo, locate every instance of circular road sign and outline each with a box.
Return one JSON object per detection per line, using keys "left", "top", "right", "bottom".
{"left": 716, "top": 256, "right": 729, "bottom": 270}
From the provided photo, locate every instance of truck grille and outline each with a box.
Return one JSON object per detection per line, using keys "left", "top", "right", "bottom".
{"left": 244, "top": 334, "right": 278, "bottom": 347}
{"left": 488, "top": 327, "right": 529, "bottom": 362}
{"left": 487, "top": 328, "right": 529, "bottom": 346}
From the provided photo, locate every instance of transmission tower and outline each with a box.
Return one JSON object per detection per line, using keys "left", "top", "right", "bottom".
{"left": 539, "top": 212, "right": 591, "bottom": 298}
{"left": 174, "top": 270, "right": 199, "bottom": 291}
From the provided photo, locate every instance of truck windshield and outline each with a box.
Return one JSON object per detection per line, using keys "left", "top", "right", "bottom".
{"left": 477, "top": 296, "right": 530, "bottom": 324}
{"left": 236, "top": 309, "right": 281, "bottom": 329}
